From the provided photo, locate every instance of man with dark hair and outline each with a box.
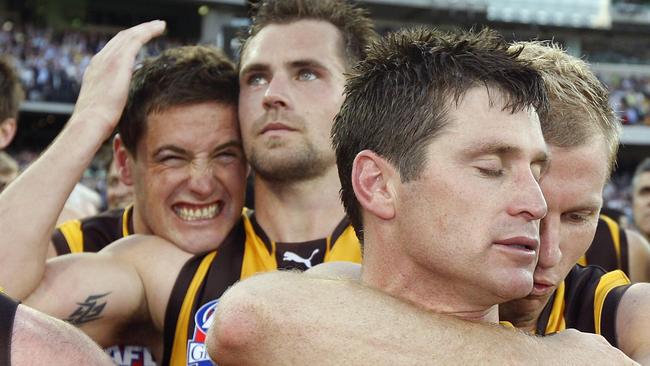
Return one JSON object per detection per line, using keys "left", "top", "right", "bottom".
{"left": 234, "top": 0, "right": 377, "bottom": 270}
{"left": 633, "top": 158, "right": 650, "bottom": 242}
{"left": 0, "top": 57, "right": 23, "bottom": 149}
{"left": 0, "top": 21, "right": 249, "bottom": 365}
{"left": 329, "top": 27, "right": 550, "bottom": 313}
{"left": 51, "top": 44, "right": 243, "bottom": 257}
{"left": 207, "top": 33, "right": 640, "bottom": 365}
{"left": 1, "top": 1, "right": 380, "bottom": 363}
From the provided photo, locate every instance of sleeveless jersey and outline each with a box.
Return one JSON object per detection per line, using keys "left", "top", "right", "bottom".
{"left": 163, "top": 209, "right": 362, "bottom": 365}
{"left": 578, "top": 214, "right": 629, "bottom": 275}
{"left": 52, "top": 205, "right": 134, "bottom": 255}
{"left": 536, "top": 265, "right": 631, "bottom": 346}
{"left": 0, "top": 292, "right": 18, "bottom": 366}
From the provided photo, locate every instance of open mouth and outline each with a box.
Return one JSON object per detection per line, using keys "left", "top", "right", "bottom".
{"left": 173, "top": 202, "right": 222, "bottom": 221}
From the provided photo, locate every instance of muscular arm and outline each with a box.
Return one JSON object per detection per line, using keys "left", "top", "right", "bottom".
{"left": 22, "top": 252, "right": 148, "bottom": 347}
{"left": 616, "top": 283, "right": 650, "bottom": 364}
{"left": 0, "top": 21, "right": 166, "bottom": 298}
{"left": 11, "top": 303, "right": 114, "bottom": 365}
{"left": 626, "top": 229, "right": 650, "bottom": 283}
{"left": 207, "top": 270, "right": 636, "bottom": 365}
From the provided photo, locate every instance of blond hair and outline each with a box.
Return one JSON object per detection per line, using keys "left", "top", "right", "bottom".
{"left": 512, "top": 41, "right": 620, "bottom": 173}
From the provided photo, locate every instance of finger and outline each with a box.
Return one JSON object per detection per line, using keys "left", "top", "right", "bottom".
{"left": 101, "top": 20, "right": 166, "bottom": 59}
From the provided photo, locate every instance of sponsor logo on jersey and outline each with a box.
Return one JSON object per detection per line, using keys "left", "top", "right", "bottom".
{"left": 282, "top": 248, "right": 320, "bottom": 268}
{"left": 187, "top": 299, "right": 219, "bottom": 366}
{"left": 106, "top": 345, "right": 156, "bottom": 366}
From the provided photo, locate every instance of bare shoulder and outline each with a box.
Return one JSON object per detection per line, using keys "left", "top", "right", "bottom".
{"left": 306, "top": 261, "right": 362, "bottom": 280}
{"left": 11, "top": 304, "right": 114, "bottom": 365}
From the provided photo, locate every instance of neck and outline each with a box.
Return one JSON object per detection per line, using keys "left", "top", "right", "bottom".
{"left": 131, "top": 205, "right": 151, "bottom": 235}
{"left": 253, "top": 165, "right": 346, "bottom": 243}
{"left": 361, "top": 239, "right": 499, "bottom": 324}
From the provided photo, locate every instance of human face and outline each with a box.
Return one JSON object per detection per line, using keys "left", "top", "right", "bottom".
{"left": 394, "top": 87, "right": 548, "bottom": 308}
{"left": 238, "top": 20, "right": 347, "bottom": 182}
{"left": 107, "top": 158, "right": 134, "bottom": 209}
{"left": 500, "top": 137, "right": 609, "bottom": 326}
{"left": 633, "top": 172, "right": 650, "bottom": 237}
{"left": 124, "top": 102, "right": 246, "bottom": 254}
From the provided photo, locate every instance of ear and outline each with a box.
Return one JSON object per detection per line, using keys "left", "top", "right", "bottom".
{"left": 351, "top": 150, "right": 397, "bottom": 221}
{"left": 113, "top": 134, "right": 134, "bottom": 186}
{"left": 0, "top": 118, "right": 17, "bottom": 149}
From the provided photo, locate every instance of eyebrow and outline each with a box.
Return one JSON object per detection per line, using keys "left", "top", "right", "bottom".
{"left": 152, "top": 140, "right": 242, "bottom": 158}
{"left": 240, "top": 59, "right": 328, "bottom": 77}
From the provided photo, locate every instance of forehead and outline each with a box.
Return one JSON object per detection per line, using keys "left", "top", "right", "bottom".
{"left": 241, "top": 19, "right": 346, "bottom": 72}
{"left": 441, "top": 87, "right": 545, "bottom": 153}
{"left": 140, "top": 102, "right": 239, "bottom": 150}
{"left": 541, "top": 142, "right": 608, "bottom": 207}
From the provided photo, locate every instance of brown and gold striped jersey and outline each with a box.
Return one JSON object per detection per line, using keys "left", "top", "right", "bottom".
{"left": 51, "top": 205, "right": 134, "bottom": 255}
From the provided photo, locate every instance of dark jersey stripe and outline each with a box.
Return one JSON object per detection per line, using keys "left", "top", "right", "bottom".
{"left": 601, "top": 284, "right": 631, "bottom": 347}
{"left": 536, "top": 265, "right": 629, "bottom": 346}
{"left": 0, "top": 292, "right": 19, "bottom": 366}
{"left": 51, "top": 206, "right": 133, "bottom": 255}
{"left": 585, "top": 215, "right": 630, "bottom": 276}
{"left": 162, "top": 220, "right": 246, "bottom": 366}
{"left": 51, "top": 229, "right": 72, "bottom": 255}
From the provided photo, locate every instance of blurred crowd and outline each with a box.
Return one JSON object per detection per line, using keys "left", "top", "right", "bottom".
{"left": 600, "top": 74, "right": 650, "bottom": 126}
{"left": 0, "top": 20, "right": 186, "bottom": 103}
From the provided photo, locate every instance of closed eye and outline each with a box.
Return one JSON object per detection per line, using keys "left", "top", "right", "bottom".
{"left": 477, "top": 167, "right": 504, "bottom": 177}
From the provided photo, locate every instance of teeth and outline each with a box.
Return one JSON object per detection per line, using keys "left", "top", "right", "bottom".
{"left": 174, "top": 203, "right": 221, "bottom": 221}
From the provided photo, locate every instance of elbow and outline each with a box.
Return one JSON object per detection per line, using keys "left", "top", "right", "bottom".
{"left": 206, "top": 282, "right": 264, "bottom": 365}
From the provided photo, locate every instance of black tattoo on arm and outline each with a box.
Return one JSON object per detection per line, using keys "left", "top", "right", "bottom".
{"left": 66, "top": 292, "right": 111, "bottom": 325}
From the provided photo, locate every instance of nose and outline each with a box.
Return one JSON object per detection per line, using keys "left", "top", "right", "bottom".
{"left": 262, "top": 74, "right": 290, "bottom": 110}
{"left": 537, "top": 216, "right": 562, "bottom": 268}
{"left": 508, "top": 170, "right": 548, "bottom": 221}
{"left": 188, "top": 161, "right": 218, "bottom": 198}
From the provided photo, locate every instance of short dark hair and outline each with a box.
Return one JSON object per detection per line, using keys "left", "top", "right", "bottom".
{"left": 117, "top": 45, "right": 238, "bottom": 156}
{"left": 0, "top": 57, "right": 24, "bottom": 122}
{"left": 241, "top": 0, "right": 377, "bottom": 68}
{"left": 332, "top": 27, "right": 549, "bottom": 241}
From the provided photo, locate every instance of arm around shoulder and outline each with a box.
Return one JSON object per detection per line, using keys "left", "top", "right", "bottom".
{"left": 206, "top": 270, "right": 636, "bottom": 365}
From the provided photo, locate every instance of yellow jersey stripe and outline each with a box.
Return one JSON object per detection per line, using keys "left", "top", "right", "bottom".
{"left": 594, "top": 270, "right": 629, "bottom": 334}
{"left": 58, "top": 220, "right": 83, "bottom": 253}
{"left": 121, "top": 204, "right": 133, "bottom": 237}
{"left": 545, "top": 281, "right": 566, "bottom": 333}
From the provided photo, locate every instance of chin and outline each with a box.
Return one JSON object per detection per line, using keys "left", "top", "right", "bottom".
{"left": 496, "top": 272, "right": 534, "bottom": 301}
